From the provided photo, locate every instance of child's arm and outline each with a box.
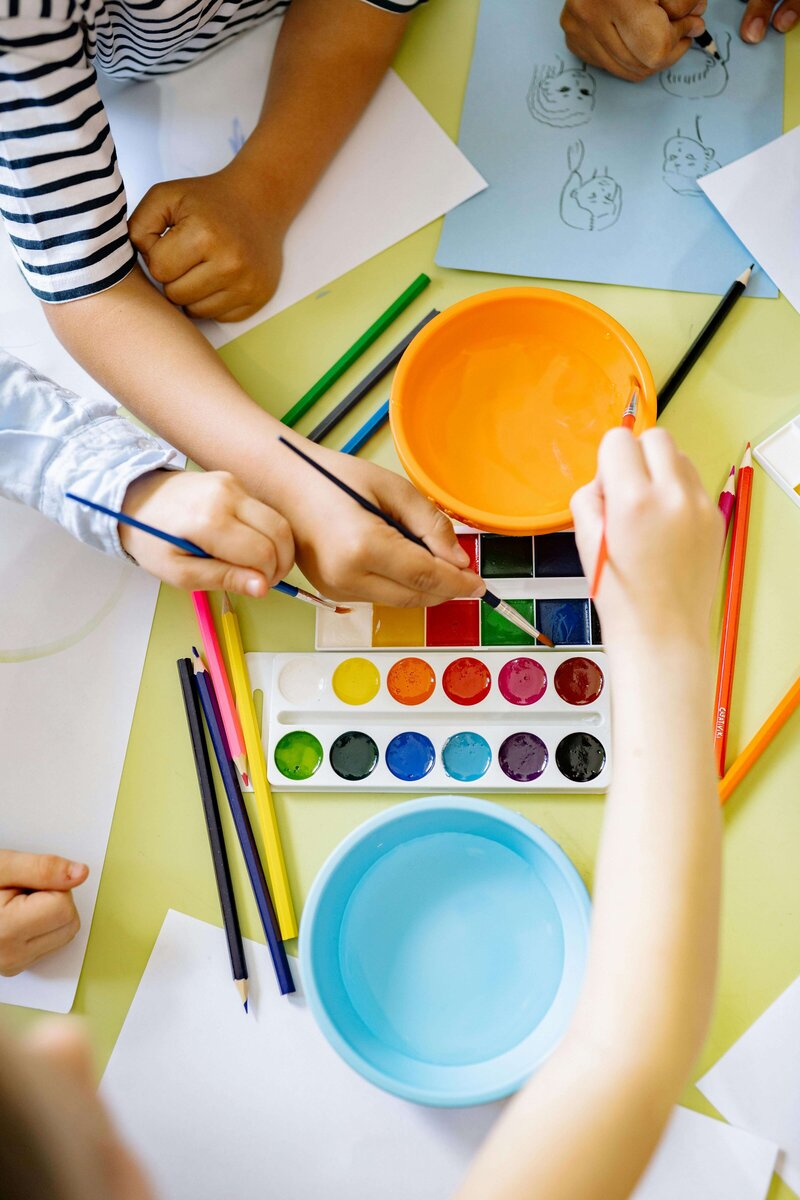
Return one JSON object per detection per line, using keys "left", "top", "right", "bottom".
{"left": 129, "top": 0, "right": 413, "bottom": 321}
{"left": 44, "top": 271, "right": 480, "bottom": 607}
{"left": 457, "top": 428, "right": 724, "bottom": 1200}
{"left": 0, "top": 349, "right": 293, "bottom": 596}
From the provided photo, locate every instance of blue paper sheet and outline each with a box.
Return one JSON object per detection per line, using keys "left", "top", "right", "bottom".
{"left": 437, "top": 0, "right": 783, "bottom": 297}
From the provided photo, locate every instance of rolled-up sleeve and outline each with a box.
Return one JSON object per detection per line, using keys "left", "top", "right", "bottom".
{"left": 0, "top": 1, "right": 137, "bottom": 303}
{"left": 0, "top": 349, "right": 175, "bottom": 557}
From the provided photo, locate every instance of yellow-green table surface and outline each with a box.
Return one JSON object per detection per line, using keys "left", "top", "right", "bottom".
{"left": 5, "top": 6, "right": 800, "bottom": 1196}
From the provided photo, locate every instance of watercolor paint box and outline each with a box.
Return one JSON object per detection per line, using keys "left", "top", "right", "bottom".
{"left": 754, "top": 415, "right": 800, "bottom": 509}
{"left": 246, "top": 649, "right": 611, "bottom": 794}
{"left": 315, "top": 530, "right": 602, "bottom": 651}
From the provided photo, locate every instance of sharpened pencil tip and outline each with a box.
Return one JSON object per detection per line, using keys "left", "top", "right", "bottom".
{"left": 242, "top": 773, "right": 249, "bottom": 787}
{"left": 244, "top": 999, "right": 249, "bottom": 1013}
{"left": 334, "top": 606, "right": 352, "bottom": 615}
{"left": 192, "top": 646, "right": 200, "bottom": 658}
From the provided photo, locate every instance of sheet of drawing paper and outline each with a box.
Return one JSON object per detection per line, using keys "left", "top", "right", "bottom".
{"left": 0, "top": 502, "right": 158, "bottom": 1012}
{"left": 100, "top": 911, "right": 502, "bottom": 1200}
{"left": 436, "top": 0, "right": 782, "bottom": 296}
{"left": 102, "top": 911, "right": 776, "bottom": 1200}
{"left": 630, "top": 1106, "right": 776, "bottom": 1200}
{"left": 699, "top": 976, "right": 800, "bottom": 1194}
{"left": 99, "top": 19, "right": 487, "bottom": 348}
{"left": 700, "top": 126, "right": 800, "bottom": 314}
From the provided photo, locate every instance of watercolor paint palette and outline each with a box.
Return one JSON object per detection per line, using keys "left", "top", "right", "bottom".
{"left": 246, "top": 649, "right": 611, "bottom": 793}
{"left": 316, "top": 531, "right": 602, "bottom": 651}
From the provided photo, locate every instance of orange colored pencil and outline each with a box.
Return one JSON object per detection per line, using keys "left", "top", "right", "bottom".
{"left": 712, "top": 444, "right": 754, "bottom": 777}
{"left": 719, "top": 673, "right": 800, "bottom": 804}
{"left": 589, "top": 388, "right": 639, "bottom": 600}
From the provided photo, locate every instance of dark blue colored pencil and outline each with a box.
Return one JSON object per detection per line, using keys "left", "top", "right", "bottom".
{"left": 192, "top": 651, "right": 295, "bottom": 996}
{"left": 341, "top": 399, "right": 390, "bottom": 456}
{"left": 177, "top": 657, "right": 249, "bottom": 1011}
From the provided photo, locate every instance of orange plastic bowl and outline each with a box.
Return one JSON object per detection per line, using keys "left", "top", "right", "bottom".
{"left": 391, "top": 288, "right": 656, "bottom": 535}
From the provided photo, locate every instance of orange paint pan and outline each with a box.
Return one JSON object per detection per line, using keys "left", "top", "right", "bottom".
{"left": 390, "top": 288, "right": 656, "bottom": 535}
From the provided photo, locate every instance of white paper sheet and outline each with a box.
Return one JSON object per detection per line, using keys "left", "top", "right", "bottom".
{"left": 99, "top": 18, "right": 486, "bottom": 348}
{"left": 101, "top": 910, "right": 502, "bottom": 1200}
{"left": 101, "top": 910, "right": 777, "bottom": 1200}
{"left": 699, "top": 975, "right": 800, "bottom": 1194}
{"left": 631, "top": 1106, "right": 776, "bottom": 1200}
{"left": 700, "top": 126, "right": 800, "bottom": 315}
{"left": 0, "top": 503, "right": 158, "bottom": 1012}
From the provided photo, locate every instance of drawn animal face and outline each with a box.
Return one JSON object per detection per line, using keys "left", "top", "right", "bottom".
{"left": 660, "top": 34, "right": 730, "bottom": 98}
{"left": 663, "top": 134, "right": 719, "bottom": 194}
{"left": 575, "top": 174, "right": 618, "bottom": 215}
{"left": 533, "top": 67, "right": 596, "bottom": 127}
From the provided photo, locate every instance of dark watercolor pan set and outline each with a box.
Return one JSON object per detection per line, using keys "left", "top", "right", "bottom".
{"left": 315, "top": 530, "right": 602, "bottom": 651}
{"left": 246, "top": 649, "right": 611, "bottom": 794}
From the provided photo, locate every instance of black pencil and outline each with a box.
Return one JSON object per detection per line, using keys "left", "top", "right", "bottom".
{"left": 176, "top": 658, "right": 249, "bottom": 1011}
{"left": 657, "top": 264, "right": 753, "bottom": 416}
{"left": 306, "top": 310, "right": 439, "bottom": 444}
{"left": 276, "top": 437, "right": 554, "bottom": 647}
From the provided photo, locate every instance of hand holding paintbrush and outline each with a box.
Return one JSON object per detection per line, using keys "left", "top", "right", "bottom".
{"left": 277, "top": 437, "right": 555, "bottom": 646}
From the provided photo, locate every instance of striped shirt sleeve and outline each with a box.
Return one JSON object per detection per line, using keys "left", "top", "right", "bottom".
{"left": 0, "top": 1, "right": 137, "bottom": 304}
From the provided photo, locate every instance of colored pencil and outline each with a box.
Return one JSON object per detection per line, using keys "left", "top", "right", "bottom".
{"left": 713, "top": 444, "right": 754, "bottom": 777}
{"left": 192, "top": 591, "right": 249, "bottom": 785}
{"left": 307, "top": 310, "right": 439, "bottom": 444}
{"left": 220, "top": 595, "right": 297, "bottom": 940}
{"left": 192, "top": 651, "right": 295, "bottom": 995}
{"left": 176, "top": 658, "right": 249, "bottom": 1010}
{"left": 277, "top": 436, "right": 555, "bottom": 647}
{"left": 657, "top": 265, "right": 753, "bottom": 416}
{"left": 66, "top": 492, "right": 346, "bottom": 614}
{"left": 342, "top": 399, "right": 390, "bottom": 456}
{"left": 719, "top": 674, "right": 800, "bottom": 804}
{"left": 281, "top": 273, "right": 431, "bottom": 428}
{"left": 589, "top": 389, "right": 639, "bottom": 601}
{"left": 717, "top": 465, "right": 736, "bottom": 540}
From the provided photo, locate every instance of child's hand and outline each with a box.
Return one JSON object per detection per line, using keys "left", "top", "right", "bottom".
{"left": 560, "top": 0, "right": 707, "bottom": 80}
{"left": 571, "top": 428, "right": 723, "bottom": 647}
{"left": 0, "top": 852, "right": 88, "bottom": 976}
{"left": 121, "top": 470, "right": 295, "bottom": 596}
{"left": 274, "top": 445, "right": 484, "bottom": 607}
{"left": 128, "top": 163, "right": 287, "bottom": 322}
{"left": 741, "top": 0, "right": 799, "bottom": 41}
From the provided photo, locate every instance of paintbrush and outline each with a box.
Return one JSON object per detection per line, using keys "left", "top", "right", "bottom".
{"left": 276, "top": 438, "right": 555, "bottom": 648}
{"left": 66, "top": 492, "right": 349, "bottom": 614}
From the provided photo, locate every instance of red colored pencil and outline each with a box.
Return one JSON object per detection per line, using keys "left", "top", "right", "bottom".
{"left": 713, "top": 444, "right": 754, "bottom": 777}
{"left": 718, "top": 464, "right": 736, "bottom": 540}
{"left": 589, "top": 389, "right": 639, "bottom": 600}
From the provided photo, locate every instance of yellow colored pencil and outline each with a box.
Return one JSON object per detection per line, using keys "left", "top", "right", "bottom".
{"left": 220, "top": 595, "right": 297, "bottom": 940}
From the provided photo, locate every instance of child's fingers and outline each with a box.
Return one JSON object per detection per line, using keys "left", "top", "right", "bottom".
{"left": 374, "top": 478, "right": 471, "bottom": 570}
{"left": 364, "top": 530, "right": 483, "bottom": 606}
{"left": 171, "top": 556, "right": 270, "bottom": 598}
{"left": 0, "top": 850, "right": 87, "bottom": 892}
{"left": 570, "top": 478, "right": 606, "bottom": 577}
{"left": 10, "top": 890, "right": 79, "bottom": 939}
{"left": 23, "top": 918, "right": 82, "bottom": 964}
{"left": 146, "top": 224, "right": 208, "bottom": 286}
{"left": 770, "top": 0, "right": 800, "bottom": 32}
{"left": 234, "top": 497, "right": 295, "bottom": 582}
{"left": 162, "top": 263, "right": 221, "bottom": 307}
{"left": 597, "top": 427, "right": 651, "bottom": 505}
{"left": 184, "top": 291, "right": 249, "bottom": 321}
{"left": 128, "top": 180, "right": 184, "bottom": 256}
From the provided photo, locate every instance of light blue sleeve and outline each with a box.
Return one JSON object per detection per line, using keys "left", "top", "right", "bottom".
{"left": 0, "top": 349, "right": 176, "bottom": 559}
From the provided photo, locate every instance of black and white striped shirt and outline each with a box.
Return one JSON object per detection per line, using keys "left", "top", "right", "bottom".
{"left": 0, "top": 0, "right": 424, "bottom": 304}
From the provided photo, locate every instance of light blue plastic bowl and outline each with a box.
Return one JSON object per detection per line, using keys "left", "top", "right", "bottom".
{"left": 300, "top": 796, "right": 591, "bottom": 1107}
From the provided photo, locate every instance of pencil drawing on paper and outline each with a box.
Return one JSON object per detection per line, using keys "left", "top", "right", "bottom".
{"left": 559, "top": 141, "right": 622, "bottom": 231}
{"left": 662, "top": 116, "right": 721, "bottom": 195}
{"left": 660, "top": 31, "right": 731, "bottom": 97}
{"left": 228, "top": 117, "right": 246, "bottom": 156}
{"left": 527, "top": 56, "right": 596, "bottom": 127}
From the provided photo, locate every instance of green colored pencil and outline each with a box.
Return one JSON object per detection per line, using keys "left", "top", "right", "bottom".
{"left": 281, "top": 273, "right": 431, "bottom": 427}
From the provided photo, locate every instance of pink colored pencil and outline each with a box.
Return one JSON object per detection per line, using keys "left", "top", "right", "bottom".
{"left": 718, "top": 464, "right": 736, "bottom": 540}
{"left": 191, "top": 591, "right": 249, "bottom": 785}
